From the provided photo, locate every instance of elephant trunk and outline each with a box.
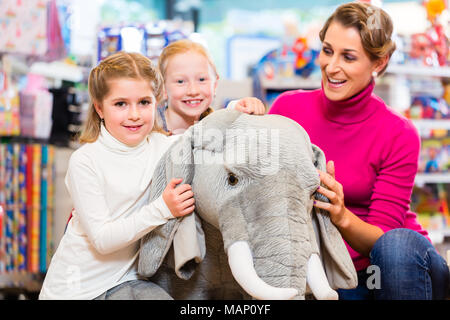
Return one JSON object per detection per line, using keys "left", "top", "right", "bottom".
{"left": 219, "top": 173, "right": 315, "bottom": 300}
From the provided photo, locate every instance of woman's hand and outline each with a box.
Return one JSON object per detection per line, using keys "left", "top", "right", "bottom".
{"left": 314, "top": 161, "right": 384, "bottom": 257}
{"left": 313, "top": 161, "right": 349, "bottom": 228}
{"left": 162, "top": 178, "right": 195, "bottom": 218}
{"left": 234, "top": 97, "right": 266, "bottom": 115}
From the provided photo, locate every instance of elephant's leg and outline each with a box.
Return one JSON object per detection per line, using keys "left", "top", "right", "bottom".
{"left": 306, "top": 253, "right": 339, "bottom": 300}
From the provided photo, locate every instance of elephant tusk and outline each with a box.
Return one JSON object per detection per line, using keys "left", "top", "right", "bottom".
{"left": 227, "top": 241, "right": 298, "bottom": 300}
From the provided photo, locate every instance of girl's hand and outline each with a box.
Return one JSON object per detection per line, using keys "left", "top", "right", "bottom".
{"left": 162, "top": 178, "right": 195, "bottom": 218}
{"left": 314, "top": 161, "right": 348, "bottom": 227}
{"left": 234, "top": 97, "right": 266, "bottom": 115}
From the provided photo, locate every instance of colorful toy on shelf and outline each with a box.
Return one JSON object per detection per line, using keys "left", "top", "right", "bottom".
{"left": 97, "top": 27, "right": 121, "bottom": 61}
{"left": 258, "top": 49, "right": 279, "bottom": 80}
{"left": 0, "top": 71, "right": 20, "bottom": 137}
{"left": 295, "top": 49, "right": 319, "bottom": 78}
{"left": 425, "top": 0, "right": 447, "bottom": 23}
{"left": 291, "top": 37, "right": 319, "bottom": 78}
{"left": 255, "top": 39, "right": 319, "bottom": 81}
{"left": 408, "top": 0, "right": 449, "bottom": 67}
{"left": 419, "top": 138, "right": 449, "bottom": 173}
{"left": 412, "top": 182, "right": 449, "bottom": 236}
{"left": 425, "top": 147, "right": 440, "bottom": 172}
{"left": 263, "top": 61, "right": 276, "bottom": 80}
{"left": 423, "top": 0, "right": 449, "bottom": 66}
{"left": 279, "top": 44, "right": 295, "bottom": 78}
{"left": 145, "top": 23, "right": 167, "bottom": 62}
{"left": 406, "top": 95, "right": 449, "bottom": 119}
{"left": 98, "top": 22, "right": 192, "bottom": 62}
{"left": 437, "top": 183, "right": 449, "bottom": 219}
{"left": 390, "top": 34, "right": 407, "bottom": 65}
{"left": 443, "top": 81, "right": 450, "bottom": 105}
{"left": 409, "top": 33, "right": 439, "bottom": 67}
{"left": 426, "top": 22, "right": 448, "bottom": 67}
{"left": 292, "top": 37, "right": 308, "bottom": 70}
{"left": 19, "top": 73, "right": 54, "bottom": 139}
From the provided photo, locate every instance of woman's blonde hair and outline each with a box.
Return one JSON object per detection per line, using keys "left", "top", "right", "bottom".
{"left": 79, "top": 51, "right": 165, "bottom": 143}
{"left": 158, "top": 39, "right": 218, "bottom": 121}
{"left": 319, "top": 2, "right": 396, "bottom": 75}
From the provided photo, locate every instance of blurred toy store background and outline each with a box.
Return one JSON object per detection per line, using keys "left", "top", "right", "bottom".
{"left": 0, "top": 0, "right": 449, "bottom": 299}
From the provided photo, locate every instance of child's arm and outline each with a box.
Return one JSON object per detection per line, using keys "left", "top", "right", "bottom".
{"left": 227, "top": 97, "right": 266, "bottom": 115}
{"left": 162, "top": 178, "right": 195, "bottom": 218}
{"left": 65, "top": 154, "right": 193, "bottom": 255}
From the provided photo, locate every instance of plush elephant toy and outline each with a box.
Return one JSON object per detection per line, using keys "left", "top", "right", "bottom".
{"left": 138, "top": 109, "right": 357, "bottom": 300}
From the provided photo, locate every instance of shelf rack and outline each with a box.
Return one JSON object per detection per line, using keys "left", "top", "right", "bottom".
{"left": 412, "top": 119, "right": 450, "bottom": 130}
{"left": 415, "top": 173, "right": 450, "bottom": 186}
{"left": 259, "top": 76, "right": 322, "bottom": 90}
{"left": 385, "top": 65, "right": 450, "bottom": 188}
{"left": 386, "top": 64, "right": 450, "bottom": 78}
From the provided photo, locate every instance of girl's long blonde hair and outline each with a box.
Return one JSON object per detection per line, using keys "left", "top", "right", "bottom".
{"left": 79, "top": 51, "right": 165, "bottom": 143}
{"left": 158, "top": 39, "right": 219, "bottom": 120}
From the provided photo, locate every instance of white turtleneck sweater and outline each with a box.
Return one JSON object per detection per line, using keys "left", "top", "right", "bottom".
{"left": 39, "top": 126, "right": 180, "bottom": 300}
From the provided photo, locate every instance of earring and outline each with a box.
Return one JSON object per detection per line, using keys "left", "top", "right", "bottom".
{"left": 372, "top": 71, "right": 378, "bottom": 78}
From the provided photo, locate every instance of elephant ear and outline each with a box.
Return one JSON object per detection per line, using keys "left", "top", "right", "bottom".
{"left": 311, "top": 144, "right": 358, "bottom": 290}
{"left": 138, "top": 127, "right": 206, "bottom": 280}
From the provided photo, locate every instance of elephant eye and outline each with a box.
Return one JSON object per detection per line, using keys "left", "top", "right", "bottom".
{"left": 228, "top": 173, "right": 239, "bottom": 186}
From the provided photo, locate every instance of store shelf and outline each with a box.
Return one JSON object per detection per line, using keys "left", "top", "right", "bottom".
{"left": 260, "top": 76, "right": 322, "bottom": 90}
{"left": 386, "top": 64, "right": 450, "bottom": 78}
{"left": 428, "top": 228, "right": 450, "bottom": 244}
{"left": 0, "top": 272, "right": 43, "bottom": 292}
{"left": 415, "top": 173, "right": 450, "bottom": 186}
{"left": 29, "top": 61, "right": 83, "bottom": 83}
{"left": 412, "top": 119, "right": 450, "bottom": 130}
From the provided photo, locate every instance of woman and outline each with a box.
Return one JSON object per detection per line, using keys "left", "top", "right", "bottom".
{"left": 269, "top": 2, "right": 449, "bottom": 299}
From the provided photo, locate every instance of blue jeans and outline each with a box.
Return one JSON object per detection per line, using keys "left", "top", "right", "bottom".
{"left": 337, "top": 228, "right": 450, "bottom": 300}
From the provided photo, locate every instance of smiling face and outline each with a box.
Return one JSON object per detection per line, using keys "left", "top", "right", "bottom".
{"left": 163, "top": 51, "right": 218, "bottom": 122}
{"left": 318, "top": 22, "right": 384, "bottom": 101}
{"left": 94, "top": 77, "right": 156, "bottom": 147}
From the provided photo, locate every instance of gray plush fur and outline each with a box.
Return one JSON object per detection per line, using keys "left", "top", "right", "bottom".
{"left": 138, "top": 109, "right": 357, "bottom": 299}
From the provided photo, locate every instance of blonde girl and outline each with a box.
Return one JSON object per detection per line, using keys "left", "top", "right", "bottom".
{"left": 40, "top": 51, "right": 194, "bottom": 300}
{"left": 157, "top": 39, "right": 265, "bottom": 135}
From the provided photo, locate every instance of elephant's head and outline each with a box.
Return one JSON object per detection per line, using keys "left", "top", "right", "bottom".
{"left": 138, "top": 109, "right": 357, "bottom": 299}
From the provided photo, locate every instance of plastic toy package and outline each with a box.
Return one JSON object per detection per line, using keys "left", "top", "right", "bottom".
{"left": 256, "top": 37, "right": 320, "bottom": 81}
{"left": 97, "top": 21, "right": 193, "bottom": 62}
{"left": 412, "top": 182, "right": 449, "bottom": 235}
{"left": 406, "top": 95, "right": 449, "bottom": 120}
{"left": 401, "top": 0, "right": 449, "bottom": 67}
{"left": 0, "top": 71, "right": 20, "bottom": 137}
{"left": 419, "top": 137, "right": 449, "bottom": 173}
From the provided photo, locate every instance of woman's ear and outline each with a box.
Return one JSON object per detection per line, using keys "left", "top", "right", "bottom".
{"left": 373, "top": 55, "right": 389, "bottom": 74}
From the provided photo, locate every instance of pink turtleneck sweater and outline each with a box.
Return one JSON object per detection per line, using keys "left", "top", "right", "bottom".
{"left": 269, "top": 81, "right": 429, "bottom": 271}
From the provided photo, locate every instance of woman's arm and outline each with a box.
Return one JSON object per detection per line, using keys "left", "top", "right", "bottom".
{"left": 315, "top": 161, "right": 383, "bottom": 257}
{"left": 315, "top": 124, "right": 420, "bottom": 257}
